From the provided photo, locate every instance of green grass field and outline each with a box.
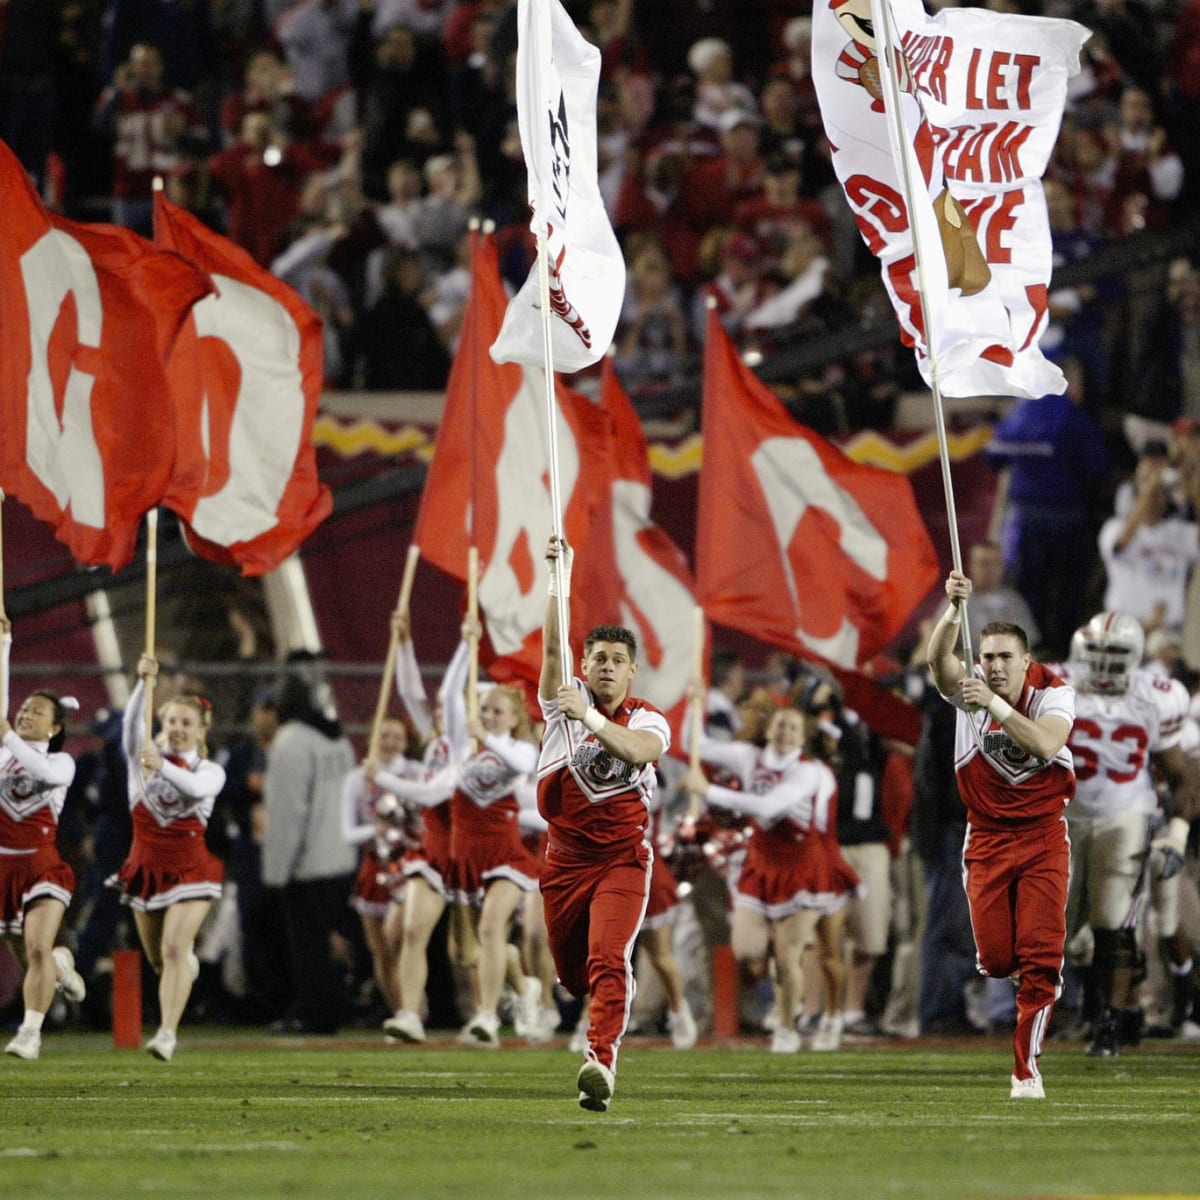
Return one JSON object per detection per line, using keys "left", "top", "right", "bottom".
{"left": 2, "top": 1031, "right": 1198, "bottom": 1200}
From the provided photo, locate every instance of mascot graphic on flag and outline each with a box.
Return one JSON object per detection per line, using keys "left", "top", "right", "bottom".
{"left": 825, "top": 0, "right": 990, "bottom": 297}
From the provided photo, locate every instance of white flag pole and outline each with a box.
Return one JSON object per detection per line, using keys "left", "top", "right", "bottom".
{"left": 870, "top": 0, "right": 973, "bottom": 667}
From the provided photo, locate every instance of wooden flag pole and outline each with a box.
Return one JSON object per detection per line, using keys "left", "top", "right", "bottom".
{"left": 870, "top": 0, "right": 973, "bottom": 668}
{"left": 143, "top": 508, "right": 159, "bottom": 746}
{"left": 688, "top": 606, "right": 706, "bottom": 819}
{"left": 0, "top": 490, "right": 9, "bottom": 719}
{"left": 466, "top": 545, "right": 480, "bottom": 728}
{"left": 367, "top": 543, "right": 421, "bottom": 763}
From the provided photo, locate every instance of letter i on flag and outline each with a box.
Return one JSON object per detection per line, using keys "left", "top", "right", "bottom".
{"left": 490, "top": 0, "right": 625, "bottom": 373}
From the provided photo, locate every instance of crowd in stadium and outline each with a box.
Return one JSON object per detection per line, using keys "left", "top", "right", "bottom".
{"left": 3, "top": 0, "right": 1200, "bottom": 1102}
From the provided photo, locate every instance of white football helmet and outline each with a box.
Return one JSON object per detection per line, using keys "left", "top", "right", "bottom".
{"left": 1076, "top": 611, "right": 1145, "bottom": 694}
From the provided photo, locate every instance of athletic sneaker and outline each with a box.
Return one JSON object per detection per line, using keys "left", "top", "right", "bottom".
{"left": 382, "top": 1010, "right": 426, "bottom": 1043}
{"left": 668, "top": 1002, "right": 698, "bottom": 1049}
{"left": 769, "top": 1027, "right": 801, "bottom": 1054}
{"left": 52, "top": 946, "right": 87, "bottom": 1004}
{"left": 1009, "top": 1074, "right": 1045, "bottom": 1099}
{"left": 577, "top": 1056, "right": 615, "bottom": 1112}
{"left": 568, "top": 1016, "right": 589, "bottom": 1054}
{"left": 811, "top": 1013, "right": 844, "bottom": 1052}
{"left": 515, "top": 977, "right": 542, "bottom": 1039}
{"left": 1087, "top": 1009, "right": 1121, "bottom": 1058}
{"left": 146, "top": 1028, "right": 177, "bottom": 1062}
{"left": 4, "top": 1027, "right": 41, "bottom": 1060}
{"left": 466, "top": 1010, "right": 501, "bottom": 1047}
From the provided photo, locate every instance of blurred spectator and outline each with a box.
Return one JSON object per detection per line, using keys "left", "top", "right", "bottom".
{"left": 274, "top": 0, "right": 358, "bottom": 104}
{"left": 692, "top": 229, "right": 769, "bottom": 345}
{"left": 356, "top": 246, "right": 451, "bottom": 389}
{"left": 1131, "top": 260, "right": 1200, "bottom": 424}
{"left": 371, "top": 0, "right": 456, "bottom": 39}
{"left": 1042, "top": 175, "right": 1117, "bottom": 413}
{"left": 1099, "top": 451, "right": 1200, "bottom": 634}
{"left": 407, "top": 137, "right": 481, "bottom": 273}
{"left": 687, "top": 36, "right": 755, "bottom": 132}
{"left": 351, "top": 17, "right": 451, "bottom": 200}
{"left": 205, "top": 111, "right": 349, "bottom": 267}
{"left": 99, "top": 0, "right": 215, "bottom": 93}
{"left": 615, "top": 147, "right": 703, "bottom": 284}
{"left": 1105, "top": 84, "right": 1184, "bottom": 235}
{"left": 705, "top": 647, "right": 746, "bottom": 741}
{"left": 986, "top": 359, "right": 1111, "bottom": 656}
{"left": 219, "top": 48, "right": 323, "bottom": 148}
{"left": 93, "top": 41, "right": 208, "bottom": 234}
{"left": 680, "top": 108, "right": 766, "bottom": 233}
{"left": 1051, "top": 119, "right": 1116, "bottom": 238}
{"left": 616, "top": 242, "right": 690, "bottom": 394}
{"left": 963, "top": 540, "right": 1042, "bottom": 654}
{"left": 768, "top": 17, "right": 821, "bottom": 141}
{"left": 735, "top": 155, "right": 832, "bottom": 270}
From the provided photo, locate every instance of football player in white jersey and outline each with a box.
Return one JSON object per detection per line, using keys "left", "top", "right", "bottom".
{"left": 1060, "top": 612, "right": 1198, "bottom": 1057}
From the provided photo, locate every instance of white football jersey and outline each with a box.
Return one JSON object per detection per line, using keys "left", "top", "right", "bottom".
{"left": 1059, "top": 664, "right": 1188, "bottom": 817}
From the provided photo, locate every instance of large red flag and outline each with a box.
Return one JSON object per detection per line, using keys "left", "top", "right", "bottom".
{"left": 153, "top": 190, "right": 332, "bottom": 575}
{"left": 572, "top": 360, "right": 700, "bottom": 748}
{"left": 696, "top": 307, "right": 936, "bottom": 740}
{"left": 0, "top": 140, "right": 211, "bottom": 570}
{"left": 414, "top": 227, "right": 611, "bottom": 698}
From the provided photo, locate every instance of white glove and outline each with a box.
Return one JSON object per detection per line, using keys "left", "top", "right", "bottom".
{"left": 545, "top": 537, "right": 574, "bottom": 598}
{"left": 1150, "top": 817, "right": 1191, "bottom": 881}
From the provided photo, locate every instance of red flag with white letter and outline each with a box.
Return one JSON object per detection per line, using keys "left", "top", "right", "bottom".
{"left": 571, "top": 360, "right": 699, "bottom": 745}
{"left": 416, "top": 227, "right": 611, "bottom": 697}
{"left": 0, "top": 139, "right": 211, "bottom": 570}
{"left": 696, "top": 308, "right": 935, "bottom": 740}
{"left": 489, "top": 0, "right": 625, "bottom": 372}
{"left": 153, "top": 190, "right": 332, "bottom": 575}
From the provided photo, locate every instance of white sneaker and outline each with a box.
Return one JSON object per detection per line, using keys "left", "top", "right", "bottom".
{"left": 811, "top": 1013, "right": 844, "bottom": 1052}
{"left": 668, "top": 1002, "right": 698, "bottom": 1049}
{"left": 5, "top": 1026, "right": 41, "bottom": 1060}
{"left": 515, "top": 977, "right": 542, "bottom": 1039}
{"left": 770, "top": 1027, "right": 801, "bottom": 1054}
{"left": 382, "top": 1009, "right": 426, "bottom": 1043}
{"left": 568, "top": 1016, "right": 589, "bottom": 1054}
{"left": 577, "top": 1056, "right": 615, "bottom": 1112}
{"left": 146, "top": 1028, "right": 177, "bottom": 1062}
{"left": 465, "top": 1010, "right": 501, "bottom": 1048}
{"left": 1009, "top": 1074, "right": 1045, "bottom": 1099}
{"left": 53, "top": 946, "right": 86, "bottom": 1004}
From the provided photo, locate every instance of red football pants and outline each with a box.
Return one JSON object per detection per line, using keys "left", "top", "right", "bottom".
{"left": 964, "top": 817, "right": 1069, "bottom": 1082}
{"left": 540, "top": 838, "right": 652, "bottom": 1072}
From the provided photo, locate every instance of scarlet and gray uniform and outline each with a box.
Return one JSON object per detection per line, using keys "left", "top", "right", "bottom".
{"left": 343, "top": 758, "right": 424, "bottom": 917}
{"left": 950, "top": 661, "right": 1076, "bottom": 1085}
{"left": 107, "top": 679, "right": 225, "bottom": 911}
{"left": 694, "top": 738, "right": 860, "bottom": 918}
{"left": 537, "top": 681, "right": 670, "bottom": 1073}
{"left": 0, "top": 730, "right": 76, "bottom": 936}
{"left": 641, "top": 805, "right": 679, "bottom": 932}
{"left": 384, "top": 736, "right": 455, "bottom": 899}
{"left": 1057, "top": 664, "right": 1188, "bottom": 933}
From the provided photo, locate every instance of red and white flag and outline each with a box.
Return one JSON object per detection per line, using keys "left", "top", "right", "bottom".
{"left": 153, "top": 190, "right": 332, "bottom": 575}
{"left": 696, "top": 307, "right": 936, "bottom": 740}
{"left": 0, "top": 139, "right": 211, "bottom": 570}
{"left": 489, "top": 0, "right": 625, "bottom": 373}
{"left": 572, "top": 360, "right": 700, "bottom": 745}
{"left": 812, "top": 0, "right": 1088, "bottom": 398}
{"left": 416, "top": 227, "right": 611, "bottom": 700}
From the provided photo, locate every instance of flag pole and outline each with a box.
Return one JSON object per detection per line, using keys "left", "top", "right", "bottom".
{"left": 367, "top": 543, "right": 420, "bottom": 763}
{"left": 143, "top": 508, "right": 159, "bottom": 747}
{"left": 687, "top": 606, "right": 706, "bottom": 820}
{"left": 535, "top": 223, "right": 572, "bottom": 684}
{"left": 871, "top": 0, "right": 973, "bottom": 667}
{"left": 0, "top": 489, "right": 9, "bottom": 718}
{"left": 466, "top": 544, "right": 481, "bottom": 728}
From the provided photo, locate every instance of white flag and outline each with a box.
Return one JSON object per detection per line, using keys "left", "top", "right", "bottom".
{"left": 813, "top": 0, "right": 1089, "bottom": 398}
{"left": 489, "top": 0, "right": 625, "bottom": 373}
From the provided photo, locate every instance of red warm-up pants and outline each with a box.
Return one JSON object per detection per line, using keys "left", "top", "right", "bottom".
{"left": 540, "top": 836, "right": 652, "bottom": 1073}
{"left": 964, "top": 816, "right": 1070, "bottom": 1082}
